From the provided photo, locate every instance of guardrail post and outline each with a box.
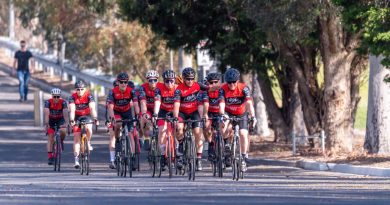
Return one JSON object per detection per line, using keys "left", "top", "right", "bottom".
{"left": 62, "top": 71, "right": 69, "bottom": 81}
{"left": 321, "top": 130, "right": 326, "bottom": 153}
{"left": 49, "top": 67, "right": 54, "bottom": 77}
{"left": 292, "top": 131, "right": 296, "bottom": 156}
{"left": 34, "top": 91, "right": 44, "bottom": 126}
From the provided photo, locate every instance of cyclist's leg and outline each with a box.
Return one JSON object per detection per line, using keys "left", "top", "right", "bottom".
{"left": 238, "top": 114, "right": 249, "bottom": 171}
{"left": 73, "top": 125, "right": 81, "bottom": 168}
{"left": 108, "top": 124, "right": 116, "bottom": 168}
{"left": 191, "top": 111, "right": 203, "bottom": 171}
{"left": 47, "top": 125, "right": 55, "bottom": 164}
{"left": 157, "top": 110, "right": 167, "bottom": 169}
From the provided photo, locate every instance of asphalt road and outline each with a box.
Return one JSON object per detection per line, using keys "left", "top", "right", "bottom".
{"left": 0, "top": 70, "right": 389, "bottom": 205}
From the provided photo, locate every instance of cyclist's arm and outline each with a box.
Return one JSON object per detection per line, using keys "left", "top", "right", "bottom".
{"left": 69, "top": 103, "right": 76, "bottom": 122}
{"left": 133, "top": 101, "right": 140, "bottom": 116}
{"left": 173, "top": 89, "right": 181, "bottom": 118}
{"left": 218, "top": 89, "right": 226, "bottom": 115}
{"left": 140, "top": 100, "right": 147, "bottom": 115}
{"left": 108, "top": 104, "right": 115, "bottom": 119}
{"left": 153, "top": 88, "right": 161, "bottom": 116}
{"left": 201, "top": 91, "right": 209, "bottom": 118}
{"left": 243, "top": 86, "right": 255, "bottom": 118}
{"left": 44, "top": 108, "right": 50, "bottom": 125}
{"left": 89, "top": 101, "right": 97, "bottom": 119}
{"left": 63, "top": 108, "right": 69, "bottom": 125}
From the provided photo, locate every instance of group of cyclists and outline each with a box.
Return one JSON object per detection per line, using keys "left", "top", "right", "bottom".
{"left": 43, "top": 67, "right": 256, "bottom": 174}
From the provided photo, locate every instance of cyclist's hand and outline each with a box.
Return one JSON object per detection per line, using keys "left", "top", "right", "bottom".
{"left": 43, "top": 123, "right": 49, "bottom": 132}
{"left": 94, "top": 118, "right": 99, "bottom": 126}
{"left": 250, "top": 117, "right": 257, "bottom": 131}
{"left": 152, "top": 113, "right": 157, "bottom": 123}
{"left": 70, "top": 120, "right": 75, "bottom": 127}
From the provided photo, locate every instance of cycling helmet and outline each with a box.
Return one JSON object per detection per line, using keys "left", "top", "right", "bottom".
{"left": 75, "top": 80, "right": 86, "bottom": 88}
{"left": 182, "top": 67, "right": 195, "bottom": 78}
{"left": 51, "top": 88, "right": 61, "bottom": 95}
{"left": 128, "top": 80, "right": 135, "bottom": 89}
{"left": 162, "top": 70, "right": 176, "bottom": 79}
{"left": 224, "top": 68, "right": 240, "bottom": 82}
{"left": 145, "top": 70, "right": 159, "bottom": 79}
{"left": 206, "top": 72, "right": 221, "bottom": 82}
{"left": 117, "top": 72, "right": 129, "bottom": 81}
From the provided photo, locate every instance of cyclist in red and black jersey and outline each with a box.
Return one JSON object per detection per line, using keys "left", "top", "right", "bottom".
{"left": 44, "top": 88, "right": 69, "bottom": 165}
{"left": 219, "top": 68, "right": 257, "bottom": 172}
{"left": 69, "top": 80, "right": 98, "bottom": 169}
{"left": 139, "top": 70, "right": 163, "bottom": 144}
{"left": 153, "top": 70, "right": 177, "bottom": 170}
{"left": 107, "top": 72, "right": 138, "bottom": 169}
{"left": 201, "top": 72, "right": 222, "bottom": 161}
{"left": 173, "top": 67, "right": 205, "bottom": 171}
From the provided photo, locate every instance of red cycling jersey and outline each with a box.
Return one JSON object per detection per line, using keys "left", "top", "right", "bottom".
{"left": 219, "top": 83, "right": 251, "bottom": 115}
{"left": 139, "top": 82, "right": 164, "bottom": 112}
{"left": 68, "top": 91, "right": 94, "bottom": 116}
{"left": 174, "top": 82, "right": 201, "bottom": 114}
{"left": 155, "top": 84, "right": 176, "bottom": 112}
{"left": 44, "top": 98, "right": 68, "bottom": 120}
{"left": 202, "top": 89, "right": 220, "bottom": 113}
{"left": 107, "top": 86, "right": 137, "bottom": 113}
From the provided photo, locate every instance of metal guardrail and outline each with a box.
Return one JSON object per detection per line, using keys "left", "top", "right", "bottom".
{"left": 292, "top": 130, "right": 326, "bottom": 155}
{"left": 0, "top": 36, "right": 114, "bottom": 89}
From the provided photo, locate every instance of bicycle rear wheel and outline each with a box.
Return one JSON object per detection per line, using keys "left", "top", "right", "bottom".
{"left": 127, "top": 137, "right": 133, "bottom": 178}
{"left": 217, "top": 135, "right": 224, "bottom": 178}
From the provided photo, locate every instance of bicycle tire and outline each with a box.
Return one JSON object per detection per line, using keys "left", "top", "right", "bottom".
{"left": 56, "top": 134, "right": 62, "bottom": 172}
{"left": 127, "top": 136, "right": 133, "bottom": 178}
{"left": 167, "top": 130, "right": 173, "bottom": 178}
{"left": 217, "top": 134, "right": 224, "bottom": 178}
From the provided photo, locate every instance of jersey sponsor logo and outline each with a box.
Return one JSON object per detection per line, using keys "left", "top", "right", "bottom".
{"left": 226, "top": 97, "right": 243, "bottom": 104}
{"left": 209, "top": 98, "right": 219, "bottom": 105}
{"left": 163, "top": 96, "right": 175, "bottom": 104}
{"left": 146, "top": 97, "right": 154, "bottom": 103}
{"left": 182, "top": 94, "right": 197, "bottom": 102}
{"left": 180, "top": 102, "right": 197, "bottom": 108}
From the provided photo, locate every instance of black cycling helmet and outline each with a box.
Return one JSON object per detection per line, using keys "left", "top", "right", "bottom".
{"left": 75, "top": 80, "right": 86, "bottom": 88}
{"left": 117, "top": 72, "right": 129, "bottom": 81}
{"left": 182, "top": 67, "right": 195, "bottom": 78}
{"left": 162, "top": 70, "right": 176, "bottom": 79}
{"left": 224, "top": 68, "right": 240, "bottom": 82}
{"left": 206, "top": 72, "right": 221, "bottom": 82}
{"left": 128, "top": 80, "right": 135, "bottom": 89}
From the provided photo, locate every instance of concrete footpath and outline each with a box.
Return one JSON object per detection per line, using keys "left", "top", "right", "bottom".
{"left": 250, "top": 157, "right": 390, "bottom": 178}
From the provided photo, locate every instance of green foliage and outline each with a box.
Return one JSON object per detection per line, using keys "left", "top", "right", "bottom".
{"left": 118, "top": 0, "right": 271, "bottom": 75}
{"left": 334, "top": 0, "right": 390, "bottom": 81}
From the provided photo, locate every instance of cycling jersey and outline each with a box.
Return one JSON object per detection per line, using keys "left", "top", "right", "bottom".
{"left": 107, "top": 86, "right": 137, "bottom": 113}
{"left": 202, "top": 89, "right": 220, "bottom": 113}
{"left": 219, "top": 83, "right": 251, "bottom": 115}
{"left": 44, "top": 98, "right": 67, "bottom": 120}
{"left": 68, "top": 91, "right": 94, "bottom": 117}
{"left": 155, "top": 85, "right": 176, "bottom": 112}
{"left": 174, "top": 82, "right": 201, "bottom": 114}
{"left": 139, "top": 82, "right": 164, "bottom": 112}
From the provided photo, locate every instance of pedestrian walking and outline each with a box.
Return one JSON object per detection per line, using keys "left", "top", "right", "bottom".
{"left": 12, "top": 40, "right": 34, "bottom": 102}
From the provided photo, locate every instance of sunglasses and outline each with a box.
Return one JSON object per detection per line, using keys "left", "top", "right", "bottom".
{"left": 76, "top": 88, "right": 84, "bottom": 91}
{"left": 227, "top": 81, "right": 237, "bottom": 84}
{"left": 185, "top": 78, "right": 195, "bottom": 81}
{"left": 119, "top": 81, "right": 128, "bottom": 84}
{"left": 209, "top": 81, "right": 219, "bottom": 85}
{"left": 52, "top": 96, "right": 60, "bottom": 99}
{"left": 148, "top": 79, "right": 158, "bottom": 83}
{"left": 164, "top": 79, "right": 175, "bottom": 84}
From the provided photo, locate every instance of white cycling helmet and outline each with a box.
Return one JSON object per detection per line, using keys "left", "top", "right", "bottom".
{"left": 51, "top": 88, "right": 61, "bottom": 95}
{"left": 145, "top": 70, "right": 159, "bottom": 79}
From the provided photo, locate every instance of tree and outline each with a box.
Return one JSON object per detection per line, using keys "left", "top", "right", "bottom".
{"left": 333, "top": 0, "right": 390, "bottom": 153}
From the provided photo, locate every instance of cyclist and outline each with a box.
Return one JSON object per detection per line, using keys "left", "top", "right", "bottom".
{"left": 139, "top": 70, "right": 163, "bottom": 148}
{"left": 44, "top": 88, "right": 69, "bottom": 165}
{"left": 153, "top": 70, "right": 177, "bottom": 171}
{"left": 201, "top": 72, "right": 222, "bottom": 161}
{"left": 173, "top": 67, "right": 205, "bottom": 171}
{"left": 218, "top": 68, "right": 257, "bottom": 172}
{"left": 107, "top": 72, "right": 138, "bottom": 169}
{"left": 69, "top": 80, "right": 99, "bottom": 169}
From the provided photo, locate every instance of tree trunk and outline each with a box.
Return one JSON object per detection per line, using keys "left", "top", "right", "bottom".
{"left": 364, "top": 55, "right": 390, "bottom": 153}
{"left": 256, "top": 70, "right": 289, "bottom": 142}
{"left": 178, "top": 47, "right": 192, "bottom": 73}
{"left": 319, "top": 7, "right": 358, "bottom": 153}
{"left": 241, "top": 72, "right": 271, "bottom": 137}
{"left": 251, "top": 72, "right": 271, "bottom": 137}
